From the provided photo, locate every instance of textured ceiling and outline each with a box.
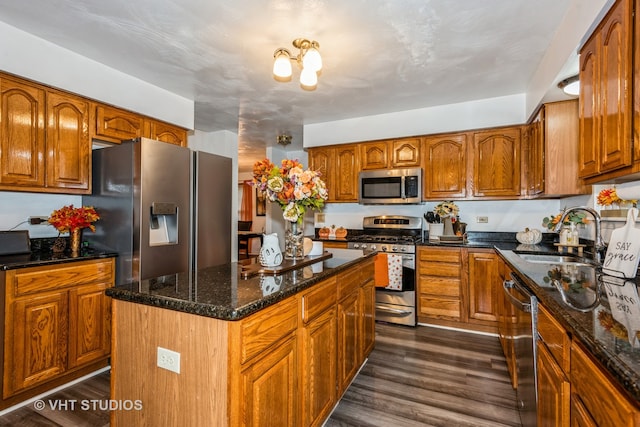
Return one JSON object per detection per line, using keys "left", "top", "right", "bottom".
{"left": 0, "top": 0, "right": 579, "bottom": 172}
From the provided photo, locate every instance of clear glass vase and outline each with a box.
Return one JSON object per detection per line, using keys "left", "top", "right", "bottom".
{"left": 285, "top": 221, "right": 305, "bottom": 260}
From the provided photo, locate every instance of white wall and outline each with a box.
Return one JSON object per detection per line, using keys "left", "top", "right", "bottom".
{"left": 304, "top": 94, "right": 526, "bottom": 147}
{"left": 0, "top": 21, "right": 194, "bottom": 129}
{"left": 0, "top": 192, "right": 81, "bottom": 237}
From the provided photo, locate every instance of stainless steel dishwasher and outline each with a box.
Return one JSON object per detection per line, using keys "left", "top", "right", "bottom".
{"left": 503, "top": 272, "right": 538, "bottom": 427}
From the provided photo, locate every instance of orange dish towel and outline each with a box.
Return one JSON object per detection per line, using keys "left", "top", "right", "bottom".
{"left": 374, "top": 253, "right": 389, "bottom": 287}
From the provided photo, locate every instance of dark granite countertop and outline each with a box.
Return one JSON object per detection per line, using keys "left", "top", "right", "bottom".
{"left": 0, "top": 237, "right": 117, "bottom": 270}
{"left": 498, "top": 248, "right": 640, "bottom": 403}
{"left": 106, "top": 250, "right": 375, "bottom": 321}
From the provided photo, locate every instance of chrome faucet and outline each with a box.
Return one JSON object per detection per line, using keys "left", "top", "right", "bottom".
{"left": 553, "top": 206, "right": 605, "bottom": 264}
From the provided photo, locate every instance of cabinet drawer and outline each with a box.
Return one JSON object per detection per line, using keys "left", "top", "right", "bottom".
{"left": 239, "top": 297, "right": 298, "bottom": 365}
{"left": 537, "top": 304, "right": 570, "bottom": 373}
{"left": 419, "top": 277, "right": 460, "bottom": 297}
{"left": 419, "top": 297, "right": 461, "bottom": 319}
{"left": 10, "top": 259, "right": 114, "bottom": 297}
{"left": 419, "top": 263, "right": 461, "bottom": 277}
{"left": 301, "top": 278, "right": 337, "bottom": 324}
{"left": 419, "top": 247, "right": 461, "bottom": 263}
{"left": 337, "top": 268, "right": 360, "bottom": 300}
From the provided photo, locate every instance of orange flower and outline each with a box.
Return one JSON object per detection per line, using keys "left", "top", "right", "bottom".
{"left": 48, "top": 205, "right": 100, "bottom": 234}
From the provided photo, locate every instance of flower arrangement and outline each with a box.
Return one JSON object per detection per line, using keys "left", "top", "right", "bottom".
{"left": 433, "top": 201, "right": 459, "bottom": 218}
{"left": 597, "top": 187, "right": 637, "bottom": 206}
{"left": 542, "top": 209, "right": 589, "bottom": 230}
{"left": 252, "top": 158, "right": 328, "bottom": 224}
{"left": 48, "top": 205, "right": 100, "bottom": 234}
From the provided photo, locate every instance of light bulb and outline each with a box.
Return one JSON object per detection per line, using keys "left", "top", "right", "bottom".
{"left": 302, "top": 47, "right": 322, "bottom": 72}
{"left": 300, "top": 67, "right": 318, "bottom": 90}
{"left": 273, "top": 49, "right": 292, "bottom": 81}
{"left": 562, "top": 80, "right": 580, "bottom": 96}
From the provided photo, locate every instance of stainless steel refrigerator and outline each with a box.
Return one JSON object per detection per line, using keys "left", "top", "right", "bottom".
{"left": 83, "top": 137, "right": 231, "bottom": 287}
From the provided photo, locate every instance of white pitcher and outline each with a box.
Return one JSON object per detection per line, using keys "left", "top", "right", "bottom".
{"left": 259, "top": 233, "right": 283, "bottom": 267}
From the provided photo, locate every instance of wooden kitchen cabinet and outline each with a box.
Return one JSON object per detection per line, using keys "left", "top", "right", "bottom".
{"left": 467, "top": 249, "right": 499, "bottom": 325}
{"left": 0, "top": 76, "right": 91, "bottom": 194}
{"left": 525, "top": 100, "right": 590, "bottom": 198}
{"left": 471, "top": 126, "right": 522, "bottom": 198}
{"left": 496, "top": 257, "right": 517, "bottom": 388}
{"left": 570, "top": 340, "right": 640, "bottom": 426}
{"left": 579, "top": 0, "right": 634, "bottom": 181}
{"left": 300, "top": 278, "right": 337, "bottom": 427}
{"left": 308, "top": 144, "right": 359, "bottom": 202}
{"left": 92, "top": 103, "right": 144, "bottom": 143}
{"left": 536, "top": 304, "right": 570, "bottom": 427}
{"left": 144, "top": 118, "right": 188, "bottom": 146}
{"left": 337, "top": 281, "right": 360, "bottom": 395}
{"left": 360, "top": 141, "right": 389, "bottom": 170}
{"left": 2, "top": 258, "right": 114, "bottom": 407}
{"left": 417, "top": 246, "right": 464, "bottom": 323}
{"left": 423, "top": 133, "right": 467, "bottom": 199}
{"left": 391, "top": 137, "right": 421, "bottom": 167}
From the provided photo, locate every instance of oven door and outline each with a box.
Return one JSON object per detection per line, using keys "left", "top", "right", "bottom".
{"left": 375, "top": 252, "right": 414, "bottom": 292}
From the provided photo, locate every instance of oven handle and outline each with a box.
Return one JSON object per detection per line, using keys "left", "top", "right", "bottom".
{"left": 376, "top": 306, "right": 412, "bottom": 316}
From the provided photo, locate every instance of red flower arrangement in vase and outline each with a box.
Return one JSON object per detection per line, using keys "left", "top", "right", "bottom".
{"left": 48, "top": 205, "right": 99, "bottom": 253}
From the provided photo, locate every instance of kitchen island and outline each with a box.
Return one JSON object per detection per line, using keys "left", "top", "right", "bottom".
{"left": 106, "top": 250, "right": 375, "bottom": 427}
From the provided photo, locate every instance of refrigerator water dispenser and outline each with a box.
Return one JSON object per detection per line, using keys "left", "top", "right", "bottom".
{"left": 149, "top": 202, "right": 179, "bottom": 246}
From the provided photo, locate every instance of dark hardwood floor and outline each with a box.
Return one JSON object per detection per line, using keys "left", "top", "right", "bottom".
{"left": 0, "top": 323, "right": 521, "bottom": 427}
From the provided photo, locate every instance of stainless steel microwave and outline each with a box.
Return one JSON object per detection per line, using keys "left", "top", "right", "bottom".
{"left": 358, "top": 167, "right": 423, "bottom": 204}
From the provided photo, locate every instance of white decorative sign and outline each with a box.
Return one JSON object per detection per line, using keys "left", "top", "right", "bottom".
{"left": 602, "top": 208, "right": 640, "bottom": 279}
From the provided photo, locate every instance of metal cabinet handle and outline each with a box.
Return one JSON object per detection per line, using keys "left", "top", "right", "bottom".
{"left": 503, "top": 279, "right": 531, "bottom": 313}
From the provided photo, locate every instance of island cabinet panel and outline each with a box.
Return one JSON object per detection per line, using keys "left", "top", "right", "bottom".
{"left": 423, "top": 133, "right": 467, "bottom": 199}
{"left": 471, "top": 126, "right": 522, "bottom": 198}
{"left": 570, "top": 341, "right": 640, "bottom": 426}
{"left": 2, "top": 258, "right": 114, "bottom": 408}
{"left": 0, "top": 76, "right": 46, "bottom": 188}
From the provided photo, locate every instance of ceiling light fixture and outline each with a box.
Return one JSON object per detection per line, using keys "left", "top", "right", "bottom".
{"left": 277, "top": 134, "right": 292, "bottom": 146}
{"left": 272, "top": 38, "right": 322, "bottom": 91}
{"left": 558, "top": 75, "right": 580, "bottom": 96}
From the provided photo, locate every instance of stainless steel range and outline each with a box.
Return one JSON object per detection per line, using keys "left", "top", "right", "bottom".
{"left": 348, "top": 215, "right": 422, "bottom": 326}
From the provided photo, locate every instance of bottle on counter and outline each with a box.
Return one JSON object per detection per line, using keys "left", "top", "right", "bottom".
{"left": 560, "top": 226, "right": 570, "bottom": 245}
{"left": 566, "top": 223, "right": 578, "bottom": 245}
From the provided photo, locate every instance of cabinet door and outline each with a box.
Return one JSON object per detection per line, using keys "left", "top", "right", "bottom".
{"left": 579, "top": 35, "right": 600, "bottom": 178}
{"left": 359, "top": 279, "right": 376, "bottom": 359}
{"left": 496, "top": 259, "right": 517, "bottom": 388}
{"left": 467, "top": 250, "right": 498, "bottom": 323}
{"left": 334, "top": 144, "right": 359, "bottom": 201}
{"left": 0, "top": 77, "right": 46, "bottom": 188}
{"left": 68, "top": 283, "right": 112, "bottom": 369}
{"left": 46, "top": 90, "right": 91, "bottom": 192}
{"left": 144, "top": 119, "right": 188, "bottom": 146}
{"left": 4, "top": 291, "right": 68, "bottom": 397}
{"left": 599, "top": 0, "right": 632, "bottom": 174}
{"left": 391, "top": 137, "right": 421, "bottom": 167}
{"left": 93, "top": 104, "right": 144, "bottom": 143}
{"left": 360, "top": 141, "right": 388, "bottom": 170}
{"left": 308, "top": 147, "right": 335, "bottom": 202}
{"left": 472, "top": 126, "right": 522, "bottom": 197}
{"left": 423, "top": 133, "right": 467, "bottom": 199}
{"left": 524, "top": 108, "right": 544, "bottom": 196}
{"left": 537, "top": 341, "right": 570, "bottom": 427}
{"left": 301, "top": 308, "right": 336, "bottom": 427}
{"left": 337, "top": 291, "right": 359, "bottom": 395}
{"left": 241, "top": 336, "right": 297, "bottom": 427}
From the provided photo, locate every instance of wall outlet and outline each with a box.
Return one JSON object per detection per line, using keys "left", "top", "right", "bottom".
{"left": 28, "top": 216, "right": 49, "bottom": 225}
{"left": 476, "top": 216, "right": 489, "bottom": 223}
{"left": 157, "top": 347, "right": 181, "bottom": 374}
{"left": 315, "top": 213, "right": 326, "bottom": 223}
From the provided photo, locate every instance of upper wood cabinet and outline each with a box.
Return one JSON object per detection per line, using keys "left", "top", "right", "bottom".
{"left": 0, "top": 77, "right": 91, "bottom": 194}
{"left": 0, "top": 76, "right": 46, "bottom": 189}
{"left": 360, "top": 141, "right": 388, "bottom": 170}
{"left": 144, "top": 118, "right": 188, "bottom": 146}
{"left": 423, "top": 133, "right": 467, "bottom": 199}
{"left": 579, "top": 0, "right": 634, "bottom": 180}
{"left": 471, "top": 126, "right": 522, "bottom": 198}
{"left": 92, "top": 103, "right": 144, "bottom": 143}
{"left": 525, "top": 100, "right": 590, "bottom": 198}
{"left": 391, "top": 137, "right": 421, "bottom": 167}
{"left": 309, "top": 144, "right": 359, "bottom": 202}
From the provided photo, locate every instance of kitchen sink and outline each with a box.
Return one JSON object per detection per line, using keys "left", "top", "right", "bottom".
{"left": 515, "top": 253, "right": 596, "bottom": 267}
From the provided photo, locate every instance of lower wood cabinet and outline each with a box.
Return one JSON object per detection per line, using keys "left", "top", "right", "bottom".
{"left": 496, "top": 257, "right": 517, "bottom": 388}
{"left": 1, "top": 258, "right": 114, "bottom": 408}
{"left": 418, "top": 246, "right": 498, "bottom": 333}
{"left": 111, "top": 258, "right": 375, "bottom": 427}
